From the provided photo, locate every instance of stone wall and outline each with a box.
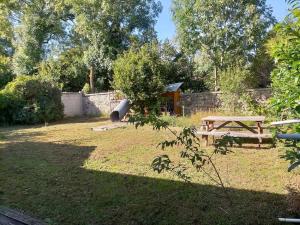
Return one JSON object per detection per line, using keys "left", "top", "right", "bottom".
{"left": 83, "top": 92, "right": 121, "bottom": 116}
{"left": 181, "top": 88, "right": 272, "bottom": 115}
{"left": 62, "top": 88, "right": 272, "bottom": 117}
{"left": 61, "top": 92, "right": 121, "bottom": 117}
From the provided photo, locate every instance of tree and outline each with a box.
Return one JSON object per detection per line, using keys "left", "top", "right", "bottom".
{"left": 9, "top": 0, "right": 73, "bottom": 75}
{"left": 0, "top": 3, "right": 14, "bottom": 88}
{"left": 68, "top": 0, "right": 162, "bottom": 92}
{"left": 113, "top": 43, "right": 165, "bottom": 113}
{"left": 250, "top": 38, "right": 274, "bottom": 88}
{"left": 160, "top": 40, "right": 194, "bottom": 88}
{"left": 39, "top": 47, "right": 87, "bottom": 92}
{"left": 267, "top": 9, "right": 300, "bottom": 118}
{"left": 172, "top": 0, "right": 275, "bottom": 90}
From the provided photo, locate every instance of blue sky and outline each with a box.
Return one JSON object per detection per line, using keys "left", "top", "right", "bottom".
{"left": 155, "top": 0, "right": 290, "bottom": 40}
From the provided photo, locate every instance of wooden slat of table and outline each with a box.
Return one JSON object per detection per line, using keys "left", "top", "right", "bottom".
{"left": 196, "top": 131, "right": 272, "bottom": 138}
{"left": 202, "top": 116, "right": 265, "bottom": 122}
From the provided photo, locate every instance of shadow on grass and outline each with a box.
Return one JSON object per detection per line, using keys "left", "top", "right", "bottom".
{"left": 0, "top": 141, "right": 288, "bottom": 225}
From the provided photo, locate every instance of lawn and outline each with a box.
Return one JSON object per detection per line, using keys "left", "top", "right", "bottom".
{"left": 0, "top": 116, "right": 299, "bottom": 225}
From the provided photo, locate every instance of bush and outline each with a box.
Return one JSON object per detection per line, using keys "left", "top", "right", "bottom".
{"left": 219, "top": 67, "right": 253, "bottom": 112}
{"left": 113, "top": 43, "right": 166, "bottom": 113}
{"left": 82, "top": 83, "right": 91, "bottom": 94}
{"left": 0, "top": 75, "right": 63, "bottom": 125}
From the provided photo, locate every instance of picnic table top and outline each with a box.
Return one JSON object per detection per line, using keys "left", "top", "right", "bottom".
{"left": 201, "top": 116, "right": 266, "bottom": 122}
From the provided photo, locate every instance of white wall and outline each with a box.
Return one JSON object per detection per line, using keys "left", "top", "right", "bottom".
{"left": 61, "top": 92, "right": 83, "bottom": 117}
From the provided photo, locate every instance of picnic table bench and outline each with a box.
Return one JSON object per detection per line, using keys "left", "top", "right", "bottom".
{"left": 197, "top": 116, "right": 272, "bottom": 147}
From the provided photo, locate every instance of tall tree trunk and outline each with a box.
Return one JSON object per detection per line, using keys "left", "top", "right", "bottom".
{"left": 89, "top": 66, "right": 95, "bottom": 93}
{"left": 214, "top": 66, "right": 218, "bottom": 91}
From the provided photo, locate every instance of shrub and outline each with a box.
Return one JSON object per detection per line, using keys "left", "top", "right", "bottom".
{"left": 219, "top": 67, "right": 253, "bottom": 112}
{"left": 113, "top": 43, "right": 166, "bottom": 113}
{"left": 82, "top": 83, "right": 91, "bottom": 94}
{"left": 0, "top": 75, "right": 63, "bottom": 125}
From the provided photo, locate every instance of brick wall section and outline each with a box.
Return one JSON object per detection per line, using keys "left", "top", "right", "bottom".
{"left": 181, "top": 88, "right": 272, "bottom": 114}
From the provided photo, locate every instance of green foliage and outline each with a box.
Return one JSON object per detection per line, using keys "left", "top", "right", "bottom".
{"left": 10, "top": 0, "right": 71, "bottom": 75}
{"left": 268, "top": 10, "right": 300, "bottom": 118}
{"left": 279, "top": 139, "right": 300, "bottom": 172}
{"left": 39, "top": 48, "right": 87, "bottom": 92}
{"left": 0, "top": 75, "right": 63, "bottom": 125}
{"left": 0, "top": 56, "right": 14, "bottom": 89}
{"left": 113, "top": 43, "right": 166, "bottom": 112}
{"left": 82, "top": 83, "right": 91, "bottom": 95}
{"left": 160, "top": 41, "right": 191, "bottom": 86}
{"left": 274, "top": 122, "right": 300, "bottom": 172}
{"left": 193, "top": 52, "right": 214, "bottom": 90}
{"left": 0, "top": 4, "right": 14, "bottom": 88}
{"left": 68, "top": 0, "right": 162, "bottom": 91}
{"left": 250, "top": 36, "right": 275, "bottom": 88}
{"left": 219, "top": 67, "right": 252, "bottom": 112}
{"left": 172, "top": 0, "right": 275, "bottom": 89}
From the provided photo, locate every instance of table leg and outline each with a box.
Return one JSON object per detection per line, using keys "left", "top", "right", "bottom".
{"left": 208, "top": 121, "right": 215, "bottom": 145}
{"left": 257, "top": 122, "right": 263, "bottom": 134}
{"left": 202, "top": 135, "right": 209, "bottom": 146}
{"left": 257, "top": 121, "right": 263, "bottom": 148}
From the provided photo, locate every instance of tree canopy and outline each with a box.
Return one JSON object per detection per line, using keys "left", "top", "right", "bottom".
{"left": 68, "top": 0, "right": 162, "bottom": 92}
{"left": 0, "top": 0, "right": 162, "bottom": 92}
{"left": 172, "top": 0, "right": 275, "bottom": 89}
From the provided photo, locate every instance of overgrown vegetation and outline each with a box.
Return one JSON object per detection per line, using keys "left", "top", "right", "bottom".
{"left": 0, "top": 76, "right": 63, "bottom": 125}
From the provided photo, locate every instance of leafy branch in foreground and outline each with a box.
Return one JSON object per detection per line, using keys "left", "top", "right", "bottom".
{"left": 280, "top": 140, "right": 300, "bottom": 172}
{"left": 273, "top": 125, "right": 300, "bottom": 172}
{"left": 129, "top": 113, "right": 240, "bottom": 201}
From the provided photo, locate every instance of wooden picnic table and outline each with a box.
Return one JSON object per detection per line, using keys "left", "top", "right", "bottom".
{"left": 199, "top": 116, "right": 270, "bottom": 146}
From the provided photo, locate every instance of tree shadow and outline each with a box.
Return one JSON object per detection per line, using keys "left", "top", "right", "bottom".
{"left": 0, "top": 141, "right": 290, "bottom": 225}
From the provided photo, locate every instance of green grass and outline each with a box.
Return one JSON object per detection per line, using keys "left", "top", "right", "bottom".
{"left": 0, "top": 116, "right": 299, "bottom": 225}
